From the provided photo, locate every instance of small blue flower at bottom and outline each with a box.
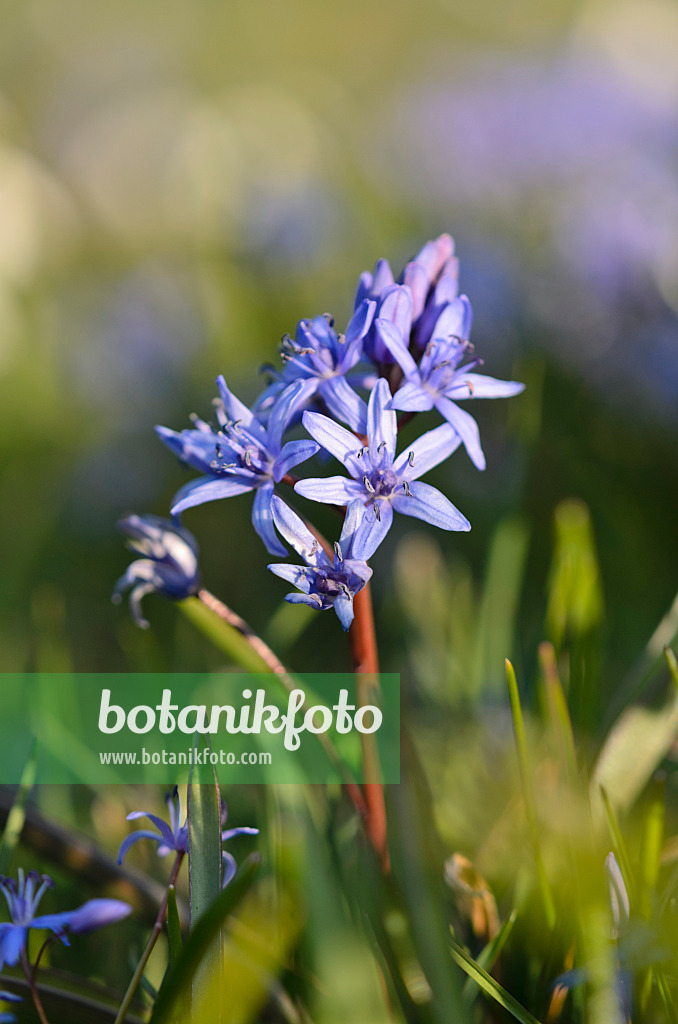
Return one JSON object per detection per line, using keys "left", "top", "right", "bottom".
{"left": 0, "top": 990, "right": 21, "bottom": 1024}
{"left": 119, "top": 788, "right": 258, "bottom": 888}
{"left": 0, "top": 869, "right": 131, "bottom": 972}
{"left": 268, "top": 497, "right": 375, "bottom": 631}
{"left": 112, "top": 514, "right": 200, "bottom": 628}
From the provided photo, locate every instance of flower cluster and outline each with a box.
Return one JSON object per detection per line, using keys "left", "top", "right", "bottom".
{"left": 116, "top": 234, "right": 523, "bottom": 631}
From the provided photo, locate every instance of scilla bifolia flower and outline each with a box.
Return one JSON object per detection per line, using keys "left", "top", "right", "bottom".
{"left": 268, "top": 497, "right": 377, "bottom": 630}
{"left": 157, "top": 376, "right": 319, "bottom": 555}
{"left": 112, "top": 514, "right": 200, "bottom": 628}
{"left": 295, "top": 378, "right": 470, "bottom": 553}
{"left": 0, "top": 869, "right": 131, "bottom": 972}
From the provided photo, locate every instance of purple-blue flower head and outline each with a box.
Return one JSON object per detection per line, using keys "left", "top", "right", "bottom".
{"left": 268, "top": 497, "right": 374, "bottom": 631}
{"left": 0, "top": 869, "right": 131, "bottom": 972}
{"left": 255, "top": 304, "right": 375, "bottom": 433}
{"left": 156, "top": 377, "right": 319, "bottom": 556}
{"left": 379, "top": 296, "right": 524, "bottom": 470}
{"left": 294, "top": 379, "right": 470, "bottom": 554}
{"left": 112, "top": 514, "right": 200, "bottom": 629}
{"left": 118, "top": 787, "right": 188, "bottom": 863}
{"left": 355, "top": 233, "right": 460, "bottom": 361}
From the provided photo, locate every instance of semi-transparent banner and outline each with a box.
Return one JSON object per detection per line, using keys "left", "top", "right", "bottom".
{"left": 0, "top": 673, "right": 400, "bottom": 784}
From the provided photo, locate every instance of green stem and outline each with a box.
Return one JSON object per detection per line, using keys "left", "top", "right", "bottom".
{"left": 114, "top": 852, "right": 184, "bottom": 1024}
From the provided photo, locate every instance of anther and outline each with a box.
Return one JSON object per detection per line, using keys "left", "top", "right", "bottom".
{"left": 408, "top": 451, "right": 415, "bottom": 467}
{"left": 374, "top": 502, "right": 381, "bottom": 521}
{"left": 403, "top": 480, "right": 412, "bottom": 496}
{"left": 364, "top": 476, "right": 375, "bottom": 494}
{"left": 377, "top": 441, "right": 387, "bottom": 454}
{"left": 334, "top": 541, "right": 343, "bottom": 561}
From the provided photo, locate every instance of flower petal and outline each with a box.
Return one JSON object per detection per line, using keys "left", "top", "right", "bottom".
{"left": 367, "top": 378, "right": 398, "bottom": 465}
{"left": 0, "top": 925, "right": 25, "bottom": 969}
{"left": 285, "top": 593, "right": 329, "bottom": 610}
{"left": 319, "top": 376, "right": 368, "bottom": 433}
{"left": 126, "top": 811, "right": 177, "bottom": 845}
{"left": 267, "top": 563, "right": 313, "bottom": 593}
{"left": 117, "top": 831, "right": 162, "bottom": 865}
{"left": 445, "top": 372, "right": 525, "bottom": 400}
{"left": 222, "top": 851, "right": 237, "bottom": 888}
{"left": 346, "top": 298, "right": 376, "bottom": 345}
{"left": 430, "top": 295, "right": 473, "bottom": 341}
{"left": 392, "top": 422, "right": 462, "bottom": 480}
{"left": 217, "top": 376, "right": 267, "bottom": 442}
{"left": 301, "top": 412, "right": 364, "bottom": 476}
{"left": 373, "top": 321, "right": 419, "bottom": 381}
{"left": 434, "top": 395, "right": 486, "bottom": 470}
{"left": 171, "top": 475, "right": 254, "bottom": 516}
{"left": 267, "top": 377, "right": 319, "bottom": 452}
{"left": 333, "top": 593, "right": 355, "bottom": 631}
{"left": 252, "top": 481, "right": 287, "bottom": 556}
{"left": 392, "top": 480, "right": 471, "bottom": 531}
{"left": 272, "top": 439, "right": 320, "bottom": 482}
{"left": 294, "top": 476, "right": 365, "bottom": 505}
{"left": 270, "top": 496, "right": 331, "bottom": 568}
{"left": 221, "top": 827, "right": 260, "bottom": 840}
{"left": 389, "top": 381, "right": 434, "bottom": 412}
{"left": 352, "top": 500, "right": 394, "bottom": 559}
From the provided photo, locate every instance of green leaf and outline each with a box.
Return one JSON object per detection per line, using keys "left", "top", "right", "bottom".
{"left": 188, "top": 748, "right": 223, "bottom": 927}
{"left": 178, "top": 597, "right": 269, "bottom": 673}
{"left": 506, "top": 659, "right": 556, "bottom": 930}
{"left": 0, "top": 739, "right": 37, "bottom": 874}
{"left": 463, "top": 909, "right": 517, "bottom": 1005}
{"left": 166, "top": 885, "right": 183, "bottom": 968}
{"left": 449, "top": 935, "right": 544, "bottom": 1024}
{"left": 149, "top": 855, "right": 260, "bottom": 1024}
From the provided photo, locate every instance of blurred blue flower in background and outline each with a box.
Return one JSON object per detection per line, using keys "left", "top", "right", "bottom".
{"left": 0, "top": 988, "right": 21, "bottom": 1024}
{"left": 0, "top": 870, "right": 130, "bottom": 972}
{"left": 268, "top": 497, "right": 375, "bottom": 630}
{"left": 118, "top": 787, "right": 189, "bottom": 862}
{"left": 113, "top": 514, "right": 201, "bottom": 628}
{"left": 157, "top": 376, "right": 319, "bottom": 555}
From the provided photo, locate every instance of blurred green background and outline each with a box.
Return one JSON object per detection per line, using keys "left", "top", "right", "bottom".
{"left": 2, "top": 0, "right": 677, "bottom": 690}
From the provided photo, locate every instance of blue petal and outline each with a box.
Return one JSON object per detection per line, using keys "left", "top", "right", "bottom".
{"left": 352, "top": 500, "right": 394, "bottom": 559}
{"left": 222, "top": 852, "right": 237, "bottom": 888}
{"left": 0, "top": 925, "right": 25, "bottom": 969}
{"left": 392, "top": 480, "right": 471, "bottom": 531}
{"left": 171, "top": 474, "right": 255, "bottom": 516}
{"left": 319, "top": 376, "right": 368, "bottom": 433}
{"left": 0, "top": 993, "right": 21, "bottom": 1003}
{"left": 346, "top": 298, "right": 376, "bottom": 345}
{"left": 51, "top": 899, "right": 132, "bottom": 935}
{"left": 389, "top": 381, "right": 433, "bottom": 412}
{"left": 445, "top": 372, "right": 525, "bottom": 400}
{"left": 270, "top": 496, "right": 331, "bottom": 567}
{"left": 267, "top": 377, "right": 319, "bottom": 453}
{"left": 126, "top": 811, "right": 177, "bottom": 846}
{"left": 272, "top": 439, "right": 320, "bottom": 482}
{"left": 285, "top": 593, "right": 328, "bottom": 610}
{"left": 392, "top": 422, "right": 462, "bottom": 481}
{"left": 334, "top": 593, "right": 355, "bottom": 631}
{"left": 252, "top": 482, "right": 287, "bottom": 556}
{"left": 412, "top": 233, "right": 454, "bottom": 279}
{"left": 117, "top": 830, "right": 163, "bottom": 864}
{"left": 301, "top": 412, "right": 365, "bottom": 476}
{"left": 434, "top": 395, "right": 486, "bottom": 470}
{"left": 267, "top": 563, "right": 313, "bottom": 593}
{"left": 378, "top": 284, "right": 413, "bottom": 338}
{"left": 155, "top": 425, "right": 221, "bottom": 475}
{"left": 339, "top": 498, "right": 365, "bottom": 555}
{"left": 222, "top": 827, "right": 260, "bottom": 840}
{"left": 367, "top": 378, "right": 397, "bottom": 463}
{"left": 370, "top": 258, "right": 395, "bottom": 295}
{"left": 373, "top": 321, "right": 419, "bottom": 381}
{"left": 294, "top": 476, "right": 365, "bottom": 505}
{"left": 216, "top": 376, "right": 267, "bottom": 443}
{"left": 401, "top": 260, "right": 431, "bottom": 320}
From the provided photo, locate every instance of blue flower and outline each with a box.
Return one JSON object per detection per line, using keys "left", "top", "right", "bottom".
{"left": 118, "top": 787, "right": 188, "bottom": 863}
{"left": 157, "top": 376, "right": 319, "bottom": 556}
{"left": 112, "top": 514, "right": 200, "bottom": 629}
{"left": 0, "top": 870, "right": 131, "bottom": 972}
{"left": 294, "top": 378, "right": 470, "bottom": 555}
{"left": 255, "top": 303, "right": 375, "bottom": 433}
{"left": 377, "top": 295, "right": 524, "bottom": 470}
{"left": 119, "top": 789, "right": 258, "bottom": 888}
{"left": 268, "top": 497, "right": 375, "bottom": 630}
{"left": 355, "top": 233, "right": 458, "bottom": 362}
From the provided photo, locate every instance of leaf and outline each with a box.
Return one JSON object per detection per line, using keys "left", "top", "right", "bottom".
{"left": 0, "top": 740, "right": 37, "bottom": 874}
{"left": 149, "top": 855, "right": 260, "bottom": 1024}
{"left": 188, "top": 742, "right": 222, "bottom": 1012}
{"left": 462, "top": 910, "right": 517, "bottom": 1005}
{"left": 506, "top": 659, "right": 556, "bottom": 929}
{"left": 449, "top": 935, "right": 544, "bottom": 1024}
{"left": 166, "top": 885, "right": 183, "bottom": 968}
{"left": 178, "top": 597, "right": 269, "bottom": 673}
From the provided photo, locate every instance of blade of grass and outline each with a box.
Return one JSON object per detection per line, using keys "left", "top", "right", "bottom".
{"left": 538, "top": 643, "right": 577, "bottom": 787}
{"left": 506, "top": 659, "right": 556, "bottom": 930}
{"left": 462, "top": 909, "right": 517, "bottom": 1005}
{"left": 166, "top": 885, "right": 183, "bottom": 968}
{"left": 449, "top": 935, "right": 544, "bottom": 1024}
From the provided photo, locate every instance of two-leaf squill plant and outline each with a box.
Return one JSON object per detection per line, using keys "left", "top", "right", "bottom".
{"left": 112, "top": 234, "right": 524, "bottom": 1020}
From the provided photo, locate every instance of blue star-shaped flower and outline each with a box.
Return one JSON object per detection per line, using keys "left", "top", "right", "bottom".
{"left": 268, "top": 497, "right": 375, "bottom": 631}
{"left": 377, "top": 295, "right": 524, "bottom": 470}
{"left": 0, "top": 870, "right": 130, "bottom": 973}
{"left": 254, "top": 302, "right": 375, "bottom": 433}
{"left": 294, "top": 378, "right": 470, "bottom": 555}
{"left": 112, "top": 514, "right": 200, "bottom": 628}
{"left": 157, "top": 377, "right": 319, "bottom": 555}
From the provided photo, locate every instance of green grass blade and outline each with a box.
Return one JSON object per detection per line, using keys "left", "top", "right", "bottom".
{"left": 0, "top": 739, "right": 37, "bottom": 874}
{"left": 149, "top": 855, "right": 260, "bottom": 1024}
{"left": 538, "top": 642, "right": 578, "bottom": 786}
{"left": 506, "top": 659, "right": 556, "bottom": 929}
{"left": 179, "top": 596, "right": 270, "bottom": 673}
{"left": 665, "top": 646, "right": 678, "bottom": 690}
{"left": 166, "top": 884, "right": 183, "bottom": 967}
{"left": 639, "top": 773, "right": 665, "bottom": 920}
{"left": 462, "top": 909, "right": 517, "bottom": 1004}
{"left": 450, "top": 935, "right": 544, "bottom": 1024}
